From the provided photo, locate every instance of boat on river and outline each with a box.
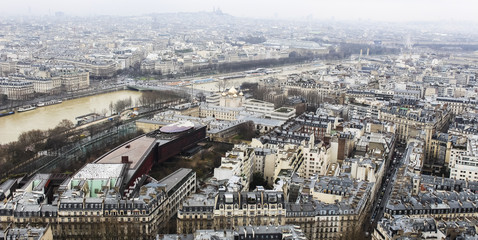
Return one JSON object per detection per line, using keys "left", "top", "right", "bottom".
{"left": 0, "top": 109, "right": 15, "bottom": 117}
{"left": 36, "top": 99, "right": 63, "bottom": 107}
{"left": 17, "top": 105, "right": 37, "bottom": 112}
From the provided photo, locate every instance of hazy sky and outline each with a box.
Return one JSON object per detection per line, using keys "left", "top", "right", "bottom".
{"left": 2, "top": 0, "right": 477, "bottom": 22}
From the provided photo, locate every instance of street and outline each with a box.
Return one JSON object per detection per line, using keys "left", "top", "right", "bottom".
{"left": 367, "top": 143, "right": 407, "bottom": 234}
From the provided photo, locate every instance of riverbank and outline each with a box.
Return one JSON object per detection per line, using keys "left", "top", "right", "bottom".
{"left": 0, "top": 99, "right": 175, "bottom": 180}
{"left": 0, "top": 90, "right": 143, "bottom": 144}
{"left": 0, "top": 60, "right": 326, "bottom": 112}
{"left": 0, "top": 85, "right": 128, "bottom": 112}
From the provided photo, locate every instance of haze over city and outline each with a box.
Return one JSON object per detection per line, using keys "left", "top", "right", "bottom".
{"left": 2, "top": 0, "right": 478, "bottom": 22}
{"left": 2, "top": 0, "right": 478, "bottom": 239}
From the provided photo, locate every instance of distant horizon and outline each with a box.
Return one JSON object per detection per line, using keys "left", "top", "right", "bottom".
{"left": 3, "top": 10, "right": 478, "bottom": 25}
{"left": 1, "top": 0, "right": 477, "bottom": 23}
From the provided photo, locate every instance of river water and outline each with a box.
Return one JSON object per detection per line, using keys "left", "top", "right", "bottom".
{"left": 0, "top": 90, "right": 142, "bottom": 144}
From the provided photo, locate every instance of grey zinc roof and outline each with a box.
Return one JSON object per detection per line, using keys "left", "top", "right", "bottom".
{"left": 157, "top": 168, "right": 193, "bottom": 193}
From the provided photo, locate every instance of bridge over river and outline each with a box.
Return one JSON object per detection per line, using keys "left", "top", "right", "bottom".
{"left": 127, "top": 84, "right": 212, "bottom": 96}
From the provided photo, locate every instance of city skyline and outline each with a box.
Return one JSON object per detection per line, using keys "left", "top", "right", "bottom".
{"left": 1, "top": 1, "right": 478, "bottom": 239}
{"left": 2, "top": 0, "right": 478, "bottom": 23}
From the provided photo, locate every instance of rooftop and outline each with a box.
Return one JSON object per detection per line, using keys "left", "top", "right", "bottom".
{"left": 96, "top": 135, "right": 156, "bottom": 170}
{"left": 158, "top": 168, "right": 193, "bottom": 193}
{"left": 275, "top": 107, "right": 294, "bottom": 113}
{"left": 73, "top": 163, "right": 124, "bottom": 180}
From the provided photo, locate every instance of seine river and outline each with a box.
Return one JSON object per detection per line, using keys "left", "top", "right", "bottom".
{"left": 0, "top": 90, "right": 142, "bottom": 144}
{"left": 0, "top": 64, "right": 322, "bottom": 144}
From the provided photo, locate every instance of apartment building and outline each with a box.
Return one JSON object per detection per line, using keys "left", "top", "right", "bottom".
{"left": 52, "top": 70, "right": 90, "bottom": 92}
{"left": 25, "top": 76, "right": 61, "bottom": 93}
{"left": 379, "top": 106, "right": 451, "bottom": 168}
{"left": 422, "top": 75, "right": 455, "bottom": 84}
{"left": 0, "top": 167, "right": 196, "bottom": 239}
{"left": 393, "top": 89, "right": 422, "bottom": 100}
{"left": 179, "top": 175, "right": 375, "bottom": 240}
{"left": 449, "top": 136, "right": 478, "bottom": 182}
{"left": 166, "top": 225, "right": 307, "bottom": 240}
{"left": 157, "top": 168, "right": 197, "bottom": 221}
{"left": 58, "top": 60, "right": 116, "bottom": 78}
{"left": 213, "top": 144, "right": 255, "bottom": 191}
{"left": 177, "top": 190, "right": 287, "bottom": 233}
{"left": 436, "top": 97, "right": 477, "bottom": 115}
{"left": 383, "top": 142, "right": 478, "bottom": 221}
{"left": 347, "top": 102, "right": 380, "bottom": 120}
{"left": 214, "top": 191, "right": 287, "bottom": 229}
{"left": 0, "top": 78, "right": 34, "bottom": 100}
{"left": 373, "top": 217, "right": 445, "bottom": 240}
{"left": 0, "top": 224, "right": 53, "bottom": 240}
{"left": 302, "top": 136, "right": 333, "bottom": 178}
{"left": 287, "top": 176, "right": 373, "bottom": 240}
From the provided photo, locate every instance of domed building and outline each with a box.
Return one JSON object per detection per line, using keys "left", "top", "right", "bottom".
{"left": 219, "top": 87, "right": 245, "bottom": 108}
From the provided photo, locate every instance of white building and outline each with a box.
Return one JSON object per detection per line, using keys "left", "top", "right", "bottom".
{"left": 348, "top": 103, "right": 380, "bottom": 120}
{"left": 449, "top": 136, "right": 478, "bottom": 182}
{"left": 301, "top": 135, "right": 333, "bottom": 178}
{"left": 350, "top": 158, "right": 377, "bottom": 183}
{"left": 206, "top": 93, "right": 221, "bottom": 105}
{"left": 393, "top": 89, "right": 422, "bottom": 99}
{"left": 199, "top": 104, "right": 242, "bottom": 121}
{"left": 243, "top": 99, "right": 275, "bottom": 117}
{"left": 213, "top": 144, "right": 255, "bottom": 191}
{"left": 436, "top": 97, "right": 476, "bottom": 115}
{"left": 26, "top": 77, "right": 61, "bottom": 93}
{"left": 252, "top": 148, "right": 276, "bottom": 175}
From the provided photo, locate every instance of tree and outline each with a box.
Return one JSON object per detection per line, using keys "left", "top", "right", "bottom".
{"left": 272, "top": 95, "right": 287, "bottom": 109}
{"left": 305, "top": 91, "right": 321, "bottom": 109}
{"left": 216, "top": 79, "right": 228, "bottom": 92}
{"left": 240, "top": 82, "right": 258, "bottom": 92}
{"left": 57, "top": 119, "right": 75, "bottom": 132}
{"left": 289, "top": 51, "right": 300, "bottom": 58}
{"left": 138, "top": 90, "right": 185, "bottom": 109}
{"left": 251, "top": 86, "right": 269, "bottom": 101}
{"left": 236, "top": 122, "right": 257, "bottom": 141}
{"left": 238, "top": 35, "right": 267, "bottom": 44}
{"left": 17, "top": 129, "right": 45, "bottom": 151}
{"left": 112, "top": 98, "right": 133, "bottom": 114}
{"left": 45, "top": 119, "right": 75, "bottom": 150}
{"left": 213, "top": 154, "right": 222, "bottom": 168}
{"left": 109, "top": 101, "right": 114, "bottom": 114}
{"left": 196, "top": 92, "right": 206, "bottom": 102}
